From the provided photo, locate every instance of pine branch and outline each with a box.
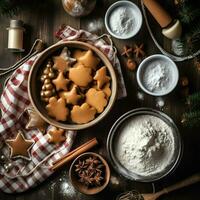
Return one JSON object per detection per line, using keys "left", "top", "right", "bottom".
{"left": 181, "top": 111, "right": 200, "bottom": 127}
{"left": 186, "top": 92, "right": 200, "bottom": 110}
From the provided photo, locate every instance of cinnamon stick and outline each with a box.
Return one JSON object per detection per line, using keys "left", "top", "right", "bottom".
{"left": 51, "top": 137, "right": 98, "bottom": 170}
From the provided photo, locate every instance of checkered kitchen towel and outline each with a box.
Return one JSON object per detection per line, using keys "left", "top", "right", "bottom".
{"left": 0, "top": 26, "right": 126, "bottom": 193}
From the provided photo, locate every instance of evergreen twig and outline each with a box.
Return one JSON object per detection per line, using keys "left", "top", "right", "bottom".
{"left": 181, "top": 111, "right": 200, "bottom": 127}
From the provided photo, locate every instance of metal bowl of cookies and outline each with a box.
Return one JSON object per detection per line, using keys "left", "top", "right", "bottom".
{"left": 28, "top": 41, "right": 117, "bottom": 130}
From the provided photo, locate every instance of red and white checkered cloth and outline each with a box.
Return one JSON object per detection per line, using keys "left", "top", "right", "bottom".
{"left": 0, "top": 26, "right": 126, "bottom": 193}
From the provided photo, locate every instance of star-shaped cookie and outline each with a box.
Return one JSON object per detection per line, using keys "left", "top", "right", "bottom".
{"left": 26, "top": 107, "right": 47, "bottom": 133}
{"left": 48, "top": 127, "right": 66, "bottom": 143}
{"left": 52, "top": 72, "right": 70, "bottom": 91}
{"left": 53, "top": 47, "right": 76, "bottom": 72}
{"left": 77, "top": 49, "right": 100, "bottom": 70}
{"left": 59, "top": 85, "right": 81, "bottom": 105}
{"left": 6, "top": 131, "right": 34, "bottom": 160}
{"left": 94, "top": 66, "right": 110, "bottom": 89}
{"left": 46, "top": 97, "right": 69, "bottom": 121}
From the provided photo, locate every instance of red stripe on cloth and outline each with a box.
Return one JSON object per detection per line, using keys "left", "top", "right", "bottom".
{"left": 7, "top": 86, "right": 30, "bottom": 106}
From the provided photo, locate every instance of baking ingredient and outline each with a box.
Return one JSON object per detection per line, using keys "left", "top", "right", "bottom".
{"left": 121, "top": 46, "right": 133, "bottom": 58}
{"left": 126, "top": 59, "right": 137, "bottom": 71}
{"left": 133, "top": 43, "right": 145, "bottom": 58}
{"left": 109, "top": 7, "right": 135, "bottom": 37}
{"left": 142, "top": 61, "right": 172, "bottom": 93}
{"left": 75, "top": 155, "right": 105, "bottom": 187}
{"left": 116, "top": 115, "right": 175, "bottom": 176}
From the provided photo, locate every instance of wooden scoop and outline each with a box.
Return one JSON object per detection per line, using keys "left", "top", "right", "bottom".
{"left": 141, "top": 173, "right": 200, "bottom": 200}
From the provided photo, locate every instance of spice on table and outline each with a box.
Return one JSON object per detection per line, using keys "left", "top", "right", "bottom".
{"left": 126, "top": 59, "right": 137, "bottom": 71}
{"left": 180, "top": 76, "right": 189, "bottom": 87}
{"left": 75, "top": 155, "right": 105, "bottom": 187}
{"left": 133, "top": 43, "right": 145, "bottom": 58}
{"left": 121, "top": 46, "right": 133, "bottom": 58}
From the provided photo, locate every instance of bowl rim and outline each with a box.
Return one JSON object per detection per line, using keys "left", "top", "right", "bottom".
{"left": 69, "top": 152, "right": 110, "bottom": 195}
{"left": 105, "top": 0, "right": 143, "bottom": 39}
{"left": 136, "top": 54, "right": 179, "bottom": 96}
{"left": 106, "top": 107, "right": 183, "bottom": 182}
{"left": 28, "top": 41, "right": 117, "bottom": 130}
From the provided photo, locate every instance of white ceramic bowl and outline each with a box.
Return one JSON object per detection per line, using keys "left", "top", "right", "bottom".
{"left": 136, "top": 54, "right": 179, "bottom": 96}
{"left": 105, "top": 1, "right": 143, "bottom": 39}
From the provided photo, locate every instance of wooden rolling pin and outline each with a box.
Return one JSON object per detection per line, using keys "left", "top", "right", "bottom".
{"left": 143, "top": 0, "right": 182, "bottom": 39}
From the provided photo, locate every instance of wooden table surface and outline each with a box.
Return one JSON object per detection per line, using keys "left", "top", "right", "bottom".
{"left": 0, "top": 0, "right": 200, "bottom": 199}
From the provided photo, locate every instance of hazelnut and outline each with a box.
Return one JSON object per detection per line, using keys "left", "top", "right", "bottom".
{"left": 41, "top": 91, "right": 45, "bottom": 97}
{"left": 126, "top": 59, "right": 137, "bottom": 71}
{"left": 180, "top": 77, "right": 189, "bottom": 87}
{"left": 43, "top": 68, "right": 50, "bottom": 75}
{"left": 42, "top": 85, "right": 46, "bottom": 90}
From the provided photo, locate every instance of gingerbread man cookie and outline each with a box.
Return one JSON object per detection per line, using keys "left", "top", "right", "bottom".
{"left": 48, "top": 127, "right": 66, "bottom": 143}
{"left": 59, "top": 85, "right": 82, "bottom": 105}
{"left": 71, "top": 103, "right": 96, "bottom": 124}
{"left": 77, "top": 50, "right": 100, "bottom": 70}
{"left": 6, "top": 130, "right": 34, "bottom": 160}
{"left": 69, "top": 64, "right": 92, "bottom": 87}
{"left": 86, "top": 88, "right": 108, "bottom": 113}
{"left": 94, "top": 66, "right": 110, "bottom": 89}
{"left": 52, "top": 71, "right": 70, "bottom": 91}
{"left": 46, "top": 97, "right": 69, "bottom": 121}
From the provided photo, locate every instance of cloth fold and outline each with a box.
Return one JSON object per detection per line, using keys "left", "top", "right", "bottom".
{"left": 0, "top": 26, "right": 126, "bottom": 193}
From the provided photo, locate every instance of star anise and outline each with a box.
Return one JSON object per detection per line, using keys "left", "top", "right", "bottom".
{"left": 75, "top": 160, "right": 87, "bottom": 174}
{"left": 75, "top": 155, "right": 105, "bottom": 188}
{"left": 121, "top": 46, "right": 133, "bottom": 58}
{"left": 133, "top": 43, "right": 145, "bottom": 58}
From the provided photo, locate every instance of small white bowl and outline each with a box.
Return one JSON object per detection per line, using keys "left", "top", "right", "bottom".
{"left": 105, "top": 1, "right": 143, "bottom": 39}
{"left": 136, "top": 54, "right": 179, "bottom": 96}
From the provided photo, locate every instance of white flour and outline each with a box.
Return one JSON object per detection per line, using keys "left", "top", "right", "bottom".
{"left": 142, "top": 61, "right": 171, "bottom": 93}
{"left": 109, "top": 7, "right": 135, "bottom": 36}
{"left": 116, "top": 115, "right": 175, "bottom": 176}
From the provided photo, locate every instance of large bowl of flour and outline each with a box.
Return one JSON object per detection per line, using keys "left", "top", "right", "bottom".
{"left": 107, "top": 108, "right": 182, "bottom": 182}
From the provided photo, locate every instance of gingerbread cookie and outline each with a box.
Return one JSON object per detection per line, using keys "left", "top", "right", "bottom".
{"left": 48, "top": 127, "right": 66, "bottom": 143}
{"left": 53, "top": 47, "right": 76, "bottom": 72}
{"left": 6, "top": 130, "right": 34, "bottom": 160}
{"left": 94, "top": 66, "right": 110, "bottom": 89}
{"left": 77, "top": 50, "right": 100, "bottom": 70}
{"left": 69, "top": 64, "right": 92, "bottom": 87}
{"left": 93, "top": 83, "right": 111, "bottom": 99}
{"left": 26, "top": 107, "right": 47, "bottom": 133}
{"left": 86, "top": 88, "right": 108, "bottom": 113}
{"left": 71, "top": 103, "right": 96, "bottom": 124}
{"left": 59, "top": 85, "right": 82, "bottom": 105}
{"left": 52, "top": 71, "right": 70, "bottom": 91}
{"left": 73, "top": 49, "right": 86, "bottom": 59}
{"left": 46, "top": 97, "right": 69, "bottom": 121}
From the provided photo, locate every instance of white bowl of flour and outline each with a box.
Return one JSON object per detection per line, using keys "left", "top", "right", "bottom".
{"left": 137, "top": 54, "right": 179, "bottom": 96}
{"left": 105, "top": 1, "right": 143, "bottom": 39}
{"left": 107, "top": 108, "right": 182, "bottom": 182}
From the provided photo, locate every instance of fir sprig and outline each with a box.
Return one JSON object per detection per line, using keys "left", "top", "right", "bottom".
{"left": 181, "top": 111, "right": 200, "bottom": 127}
{"left": 186, "top": 92, "right": 200, "bottom": 110}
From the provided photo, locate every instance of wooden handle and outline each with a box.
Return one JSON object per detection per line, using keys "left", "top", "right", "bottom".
{"left": 142, "top": 0, "right": 172, "bottom": 28}
{"left": 162, "top": 173, "right": 200, "bottom": 194}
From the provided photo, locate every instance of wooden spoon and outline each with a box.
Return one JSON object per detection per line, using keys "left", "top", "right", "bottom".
{"left": 141, "top": 173, "right": 200, "bottom": 200}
